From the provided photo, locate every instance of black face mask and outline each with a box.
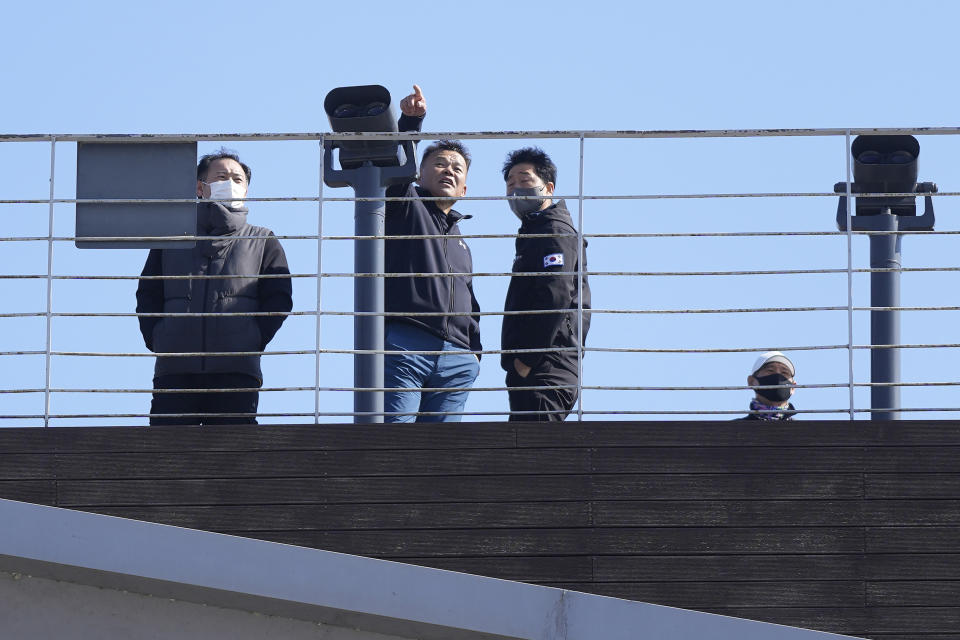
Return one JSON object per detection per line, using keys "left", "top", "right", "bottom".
{"left": 753, "top": 373, "right": 793, "bottom": 403}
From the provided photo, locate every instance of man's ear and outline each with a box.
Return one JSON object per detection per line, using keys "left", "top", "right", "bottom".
{"left": 747, "top": 375, "right": 757, "bottom": 388}
{"left": 545, "top": 181, "right": 555, "bottom": 196}
{"left": 196, "top": 180, "right": 206, "bottom": 198}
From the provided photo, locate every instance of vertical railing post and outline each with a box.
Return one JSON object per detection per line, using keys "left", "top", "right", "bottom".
{"left": 576, "top": 133, "right": 585, "bottom": 422}
{"left": 844, "top": 130, "right": 855, "bottom": 420}
{"left": 315, "top": 137, "right": 325, "bottom": 424}
{"left": 43, "top": 136, "right": 57, "bottom": 428}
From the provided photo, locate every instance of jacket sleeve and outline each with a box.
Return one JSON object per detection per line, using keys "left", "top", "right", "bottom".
{"left": 386, "top": 114, "right": 424, "bottom": 200}
{"left": 514, "top": 231, "right": 580, "bottom": 369}
{"left": 257, "top": 233, "right": 293, "bottom": 349}
{"left": 468, "top": 277, "right": 483, "bottom": 359}
{"left": 135, "top": 249, "right": 164, "bottom": 352}
{"left": 398, "top": 113, "right": 424, "bottom": 133}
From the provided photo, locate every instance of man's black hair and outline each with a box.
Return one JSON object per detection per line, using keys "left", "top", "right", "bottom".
{"left": 197, "top": 148, "right": 252, "bottom": 185}
{"left": 502, "top": 146, "right": 557, "bottom": 186}
{"left": 420, "top": 139, "right": 472, "bottom": 169}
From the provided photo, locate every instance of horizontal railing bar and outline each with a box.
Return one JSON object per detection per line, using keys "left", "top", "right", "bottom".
{"left": 1, "top": 190, "right": 955, "bottom": 206}
{"left": 23, "top": 347, "right": 580, "bottom": 358}
{"left": 582, "top": 382, "right": 960, "bottom": 391}
{"left": 6, "top": 266, "right": 960, "bottom": 282}
{"left": 5, "top": 230, "right": 960, "bottom": 246}
{"left": 0, "top": 309, "right": 583, "bottom": 319}
{"left": 7, "top": 305, "right": 960, "bottom": 321}
{"left": 6, "top": 380, "right": 957, "bottom": 396}
{"left": 593, "top": 306, "right": 960, "bottom": 314}
{"left": 7, "top": 342, "right": 957, "bottom": 360}
{"left": 6, "top": 126, "right": 960, "bottom": 143}
{"left": 562, "top": 407, "right": 960, "bottom": 415}
{"left": 8, "top": 406, "right": 959, "bottom": 422}
{"left": 7, "top": 385, "right": 575, "bottom": 395}
{"left": 8, "top": 406, "right": 960, "bottom": 421}
{"left": 589, "top": 343, "right": 960, "bottom": 353}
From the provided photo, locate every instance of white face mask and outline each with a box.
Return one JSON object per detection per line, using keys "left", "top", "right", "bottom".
{"left": 206, "top": 179, "right": 247, "bottom": 209}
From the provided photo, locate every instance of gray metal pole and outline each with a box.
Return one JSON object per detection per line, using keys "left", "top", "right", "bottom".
{"left": 352, "top": 164, "right": 385, "bottom": 424}
{"left": 323, "top": 138, "right": 415, "bottom": 425}
{"left": 868, "top": 210, "right": 901, "bottom": 421}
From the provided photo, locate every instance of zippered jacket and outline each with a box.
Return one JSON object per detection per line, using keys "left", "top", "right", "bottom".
{"left": 385, "top": 181, "right": 481, "bottom": 354}
{"left": 501, "top": 200, "right": 590, "bottom": 373}
{"left": 136, "top": 202, "right": 292, "bottom": 383}
{"left": 383, "top": 113, "right": 481, "bottom": 354}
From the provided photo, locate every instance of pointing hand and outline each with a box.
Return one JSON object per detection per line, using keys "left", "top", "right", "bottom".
{"left": 400, "top": 84, "right": 426, "bottom": 117}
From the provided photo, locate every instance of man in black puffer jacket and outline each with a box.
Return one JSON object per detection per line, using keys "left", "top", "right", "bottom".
{"left": 501, "top": 148, "right": 590, "bottom": 422}
{"left": 136, "top": 150, "right": 292, "bottom": 425}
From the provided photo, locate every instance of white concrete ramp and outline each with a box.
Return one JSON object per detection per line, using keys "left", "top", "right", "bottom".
{"left": 0, "top": 498, "right": 862, "bottom": 639}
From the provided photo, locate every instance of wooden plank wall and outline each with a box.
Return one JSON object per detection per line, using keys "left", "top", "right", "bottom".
{"left": 1, "top": 421, "right": 958, "bottom": 639}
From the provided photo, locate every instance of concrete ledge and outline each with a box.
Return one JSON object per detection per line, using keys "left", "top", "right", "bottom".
{"left": 0, "top": 498, "right": 859, "bottom": 639}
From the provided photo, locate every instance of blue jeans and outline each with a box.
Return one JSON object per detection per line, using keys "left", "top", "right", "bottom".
{"left": 384, "top": 322, "right": 480, "bottom": 423}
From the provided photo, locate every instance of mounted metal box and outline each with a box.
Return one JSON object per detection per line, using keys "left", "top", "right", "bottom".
{"left": 75, "top": 142, "right": 197, "bottom": 248}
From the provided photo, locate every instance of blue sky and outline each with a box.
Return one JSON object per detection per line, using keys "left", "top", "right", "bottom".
{"left": 2, "top": 0, "right": 958, "bottom": 424}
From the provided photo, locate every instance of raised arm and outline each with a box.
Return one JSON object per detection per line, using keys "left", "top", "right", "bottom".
{"left": 397, "top": 84, "right": 426, "bottom": 132}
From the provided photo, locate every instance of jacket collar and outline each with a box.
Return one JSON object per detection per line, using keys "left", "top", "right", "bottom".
{"left": 416, "top": 186, "right": 466, "bottom": 229}
{"left": 199, "top": 202, "right": 248, "bottom": 237}
{"left": 197, "top": 203, "right": 248, "bottom": 258}
{"left": 520, "top": 199, "right": 572, "bottom": 230}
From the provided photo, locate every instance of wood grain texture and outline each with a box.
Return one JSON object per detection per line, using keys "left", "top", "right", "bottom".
{"left": 55, "top": 475, "right": 594, "bottom": 506}
{"left": 867, "top": 554, "right": 960, "bottom": 580}
{"left": 593, "top": 554, "right": 865, "bottom": 581}
{"left": 542, "top": 580, "right": 865, "bottom": 608}
{"left": 866, "top": 473, "right": 960, "bottom": 498}
{"left": 0, "top": 454, "right": 55, "bottom": 480}
{"left": 864, "top": 607, "right": 960, "bottom": 634}
{"left": 0, "top": 480, "right": 55, "bottom": 504}
{"left": 0, "top": 420, "right": 958, "bottom": 640}
{"left": 78, "top": 502, "right": 591, "bottom": 530}
{"left": 515, "top": 421, "right": 877, "bottom": 448}
{"left": 591, "top": 446, "right": 866, "bottom": 473}
{"left": 593, "top": 500, "right": 864, "bottom": 526}
{"left": 867, "top": 582, "right": 960, "bottom": 607}
{"left": 235, "top": 527, "right": 864, "bottom": 557}
{"left": 50, "top": 423, "right": 518, "bottom": 453}
{"left": 398, "top": 556, "right": 592, "bottom": 582}
{"left": 866, "top": 527, "right": 960, "bottom": 553}
{"left": 591, "top": 473, "right": 863, "bottom": 499}
{"left": 52, "top": 448, "right": 591, "bottom": 479}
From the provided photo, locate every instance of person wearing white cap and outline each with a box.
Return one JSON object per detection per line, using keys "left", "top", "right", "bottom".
{"left": 736, "top": 351, "right": 797, "bottom": 421}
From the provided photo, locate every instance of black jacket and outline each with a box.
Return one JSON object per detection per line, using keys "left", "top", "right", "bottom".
{"left": 135, "top": 203, "right": 293, "bottom": 382}
{"left": 383, "top": 115, "right": 481, "bottom": 354}
{"left": 501, "top": 200, "right": 590, "bottom": 373}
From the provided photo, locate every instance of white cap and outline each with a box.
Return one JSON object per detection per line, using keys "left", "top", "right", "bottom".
{"left": 751, "top": 351, "right": 795, "bottom": 377}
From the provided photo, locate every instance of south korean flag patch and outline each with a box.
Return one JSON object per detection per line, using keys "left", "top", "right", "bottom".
{"left": 543, "top": 253, "right": 564, "bottom": 268}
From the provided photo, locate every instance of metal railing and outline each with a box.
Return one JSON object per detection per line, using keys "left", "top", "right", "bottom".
{"left": 2, "top": 127, "right": 959, "bottom": 425}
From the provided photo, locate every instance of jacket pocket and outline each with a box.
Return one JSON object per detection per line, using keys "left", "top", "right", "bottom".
{"left": 210, "top": 293, "right": 261, "bottom": 353}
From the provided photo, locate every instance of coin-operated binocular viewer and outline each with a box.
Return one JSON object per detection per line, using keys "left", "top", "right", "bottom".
{"left": 323, "top": 85, "right": 417, "bottom": 423}
{"left": 834, "top": 135, "right": 936, "bottom": 421}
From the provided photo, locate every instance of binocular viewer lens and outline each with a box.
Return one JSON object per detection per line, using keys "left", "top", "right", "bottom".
{"left": 857, "top": 150, "right": 915, "bottom": 165}
{"left": 332, "top": 102, "right": 389, "bottom": 118}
